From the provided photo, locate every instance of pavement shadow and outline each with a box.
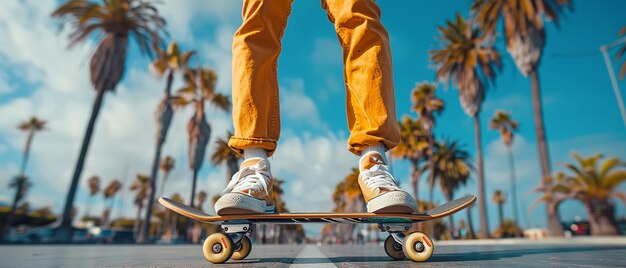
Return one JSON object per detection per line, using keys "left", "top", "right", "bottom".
{"left": 235, "top": 246, "right": 626, "bottom": 265}
{"left": 235, "top": 256, "right": 392, "bottom": 265}
{"left": 430, "top": 245, "right": 626, "bottom": 262}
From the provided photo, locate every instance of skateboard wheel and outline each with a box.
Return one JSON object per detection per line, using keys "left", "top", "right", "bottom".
{"left": 203, "top": 233, "right": 235, "bottom": 264}
{"left": 402, "top": 232, "right": 434, "bottom": 262}
{"left": 383, "top": 235, "right": 405, "bottom": 260}
{"left": 231, "top": 235, "right": 252, "bottom": 260}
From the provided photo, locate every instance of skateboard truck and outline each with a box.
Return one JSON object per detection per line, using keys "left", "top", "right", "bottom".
{"left": 221, "top": 223, "right": 255, "bottom": 244}
{"left": 379, "top": 223, "right": 410, "bottom": 244}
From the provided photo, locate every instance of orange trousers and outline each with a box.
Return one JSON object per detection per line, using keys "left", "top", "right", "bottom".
{"left": 228, "top": 0, "right": 400, "bottom": 156}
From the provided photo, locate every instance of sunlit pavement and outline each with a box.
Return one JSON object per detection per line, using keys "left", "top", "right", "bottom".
{"left": 1, "top": 237, "right": 625, "bottom": 267}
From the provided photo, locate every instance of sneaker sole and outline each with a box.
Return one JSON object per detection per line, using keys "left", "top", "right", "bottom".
{"left": 215, "top": 193, "right": 275, "bottom": 215}
{"left": 367, "top": 191, "right": 416, "bottom": 214}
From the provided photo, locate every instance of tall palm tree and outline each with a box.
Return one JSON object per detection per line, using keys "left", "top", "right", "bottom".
{"left": 534, "top": 153, "right": 626, "bottom": 235}
{"left": 1, "top": 175, "right": 32, "bottom": 239}
{"left": 411, "top": 82, "right": 444, "bottom": 206}
{"left": 434, "top": 139, "right": 473, "bottom": 231}
{"left": 51, "top": 0, "right": 166, "bottom": 242}
{"left": 211, "top": 131, "right": 242, "bottom": 185}
{"left": 471, "top": 0, "right": 571, "bottom": 236}
{"left": 102, "top": 179, "right": 122, "bottom": 225}
{"left": 2, "top": 117, "right": 46, "bottom": 238}
{"left": 130, "top": 174, "right": 151, "bottom": 240}
{"left": 157, "top": 156, "right": 175, "bottom": 198}
{"left": 141, "top": 42, "right": 195, "bottom": 242}
{"left": 617, "top": 27, "right": 626, "bottom": 80}
{"left": 390, "top": 116, "right": 429, "bottom": 205}
{"left": 85, "top": 175, "right": 100, "bottom": 218}
{"left": 489, "top": 110, "right": 521, "bottom": 228}
{"left": 431, "top": 14, "right": 501, "bottom": 238}
{"left": 492, "top": 189, "right": 506, "bottom": 229}
{"left": 17, "top": 117, "right": 46, "bottom": 175}
{"left": 174, "top": 67, "right": 230, "bottom": 207}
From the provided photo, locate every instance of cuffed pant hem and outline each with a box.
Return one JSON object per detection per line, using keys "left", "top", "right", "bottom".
{"left": 228, "top": 136, "right": 278, "bottom": 157}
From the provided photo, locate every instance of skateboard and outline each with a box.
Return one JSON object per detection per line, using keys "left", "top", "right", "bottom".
{"left": 158, "top": 194, "right": 476, "bottom": 264}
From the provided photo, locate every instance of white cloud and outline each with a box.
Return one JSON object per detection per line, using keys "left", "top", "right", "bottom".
{"left": 0, "top": 0, "right": 234, "bottom": 218}
{"left": 158, "top": 0, "right": 241, "bottom": 43}
{"left": 280, "top": 79, "right": 326, "bottom": 130}
{"left": 311, "top": 38, "right": 342, "bottom": 66}
{"left": 272, "top": 132, "right": 357, "bottom": 213}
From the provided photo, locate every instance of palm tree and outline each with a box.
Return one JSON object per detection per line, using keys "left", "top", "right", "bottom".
{"left": 390, "top": 116, "right": 429, "bottom": 205}
{"left": 617, "top": 27, "right": 626, "bottom": 80}
{"left": 102, "top": 179, "right": 122, "bottom": 226}
{"left": 86, "top": 175, "right": 100, "bottom": 218}
{"left": 1, "top": 175, "right": 32, "bottom": 238}
{"left": 130, "top": 174, "right": 151, "bottom": 240}
{"left": 165, "top": 193, "right": 184, "bottom": 240}
{"left": 434, "top": 139, "right": 473, "bottom": 232}
{"left": 431, "top": 14, "right": 501, "bottom": 238}
{"left": 196, "top": 191, "right": 207, "bottom": 210}
{"left": 471, "top": 0, "right": 571, "bottom": 237}
{"left": 2, "top": 117, "right": 46, "bottom": 238}
{"left": 141, "top": 42, "right": 195, "bottom": 242}
{"left": 492, "top": 189, "right": 506, "bottom": 229}
{"left": 174, "top": 67, "right": 230, "bottom": 207}
{"left": 489, "top": 110, "right": 521, "bottom": 228}
{"left": 327, "top": 168, "right": 364, "bottom": 243}
{"left": 157, "top": 156, "right": 175, "bottom": 198}
{"left": 411, "top": 82, "right": 444, "bottom": 206}
{"left": 51, "top": 0, "right": 166, "bottom": 242}
{"left": 211, "top": 131, "right": 242, "bottom": 185}
{"left": 17, "top": 117, "right": 46, "bottom": 175}
{"left": 535, "top": 153, "right": 626, "bottom": 235}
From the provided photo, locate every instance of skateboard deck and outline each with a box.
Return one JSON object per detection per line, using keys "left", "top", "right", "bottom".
{"left": 158, "top": 195, "right": 476, "bottom": 224}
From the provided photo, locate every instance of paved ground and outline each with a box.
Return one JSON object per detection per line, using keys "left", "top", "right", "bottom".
{"left": 1, "top": 237, "right": 626, "bottom": 267}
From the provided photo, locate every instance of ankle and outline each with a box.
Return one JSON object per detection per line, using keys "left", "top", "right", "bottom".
{"left": 242, "top": 148, "right": 271, "bottom": 172}
{"left": 359, "top": 144, "right": 388, "bottom": 170}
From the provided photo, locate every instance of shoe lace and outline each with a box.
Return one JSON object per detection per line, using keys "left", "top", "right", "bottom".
{"left": 223, "top": 161, "right": 271, "bottom": 196}
{"left": 360, "top": 164, "right": 400, "bottom": 191}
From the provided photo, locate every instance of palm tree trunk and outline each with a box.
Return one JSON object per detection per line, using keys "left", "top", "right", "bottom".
{"left": 20, "top": 130, "right": 35, "bottom": 175}
{"left": 507, "top": 145, "right": 519, "bottom": 230}
{"left": 530, "top": 71, "right": 563, "bottom": 237}
{"left": 190, "top": 169, "right": 199, "bottom": 208}
{"left": 473, "top": 114, "right": 489, "bottom": 238}
{"left": 226, "top": 159, "right": 239, "bottom": 184}
{"left": 135, "top": 203, "right": 143, "bottom": 240}
{"left": 1, "top": 182, "right": 24, "bottom": 238}
{"left": 427, "top": 129, "right": 435, "bottom": 206}
{"left": 410, "top": 161, "right": 420, "bottom": 205}
{"left": 140, "top": 140, "right": 164, "bottom": 243}
{"left": 446, "top": 193, "right": 455, "bottom": 235}
{"left": 56, "top": 87, "right": 107, "bottom": 242}
{"left": 86, "top": 196, "right": 94, "bottom": 218}
{"left": 466, "top": 205, "right": 475, "bottom": 239}
{"left": 158, "top": 172, "right": 170, "bottom": 199}
{"left": 141, "top": 72, "right": 175, "bottom": 243}
{"left": 586, "top": 201, "right": 619, "bottom": 236}
{"left": 498, "top": 203, "right": 504, "bottom": 228}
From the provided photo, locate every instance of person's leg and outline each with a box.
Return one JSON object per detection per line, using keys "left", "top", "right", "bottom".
{"left": 217, "top": 0, "right": 293, "bottom": 215}
{"left": 322, "top": 0, "right": 414, "bottom": 213}
{"left": 321, "top": 0, "right": 400, "bottom": 155}
{"left": 228, "top": 0, "right": 294, "bottom": 157}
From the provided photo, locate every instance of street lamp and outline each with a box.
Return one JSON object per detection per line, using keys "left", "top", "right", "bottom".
{"left": 600, "top": 36, "right": 626, "bottom": 128}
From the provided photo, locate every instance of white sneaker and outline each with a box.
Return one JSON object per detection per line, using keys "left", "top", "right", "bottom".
{"left": 214, "top": 158, "right": 275, "bottom": 215}
{"left": 358, "top": 152, "right": 416, "bottom": 213}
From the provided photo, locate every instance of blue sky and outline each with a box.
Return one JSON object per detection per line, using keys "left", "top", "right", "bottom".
{"left": 0, "top": 0, "right": 625, "bottom": 237}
